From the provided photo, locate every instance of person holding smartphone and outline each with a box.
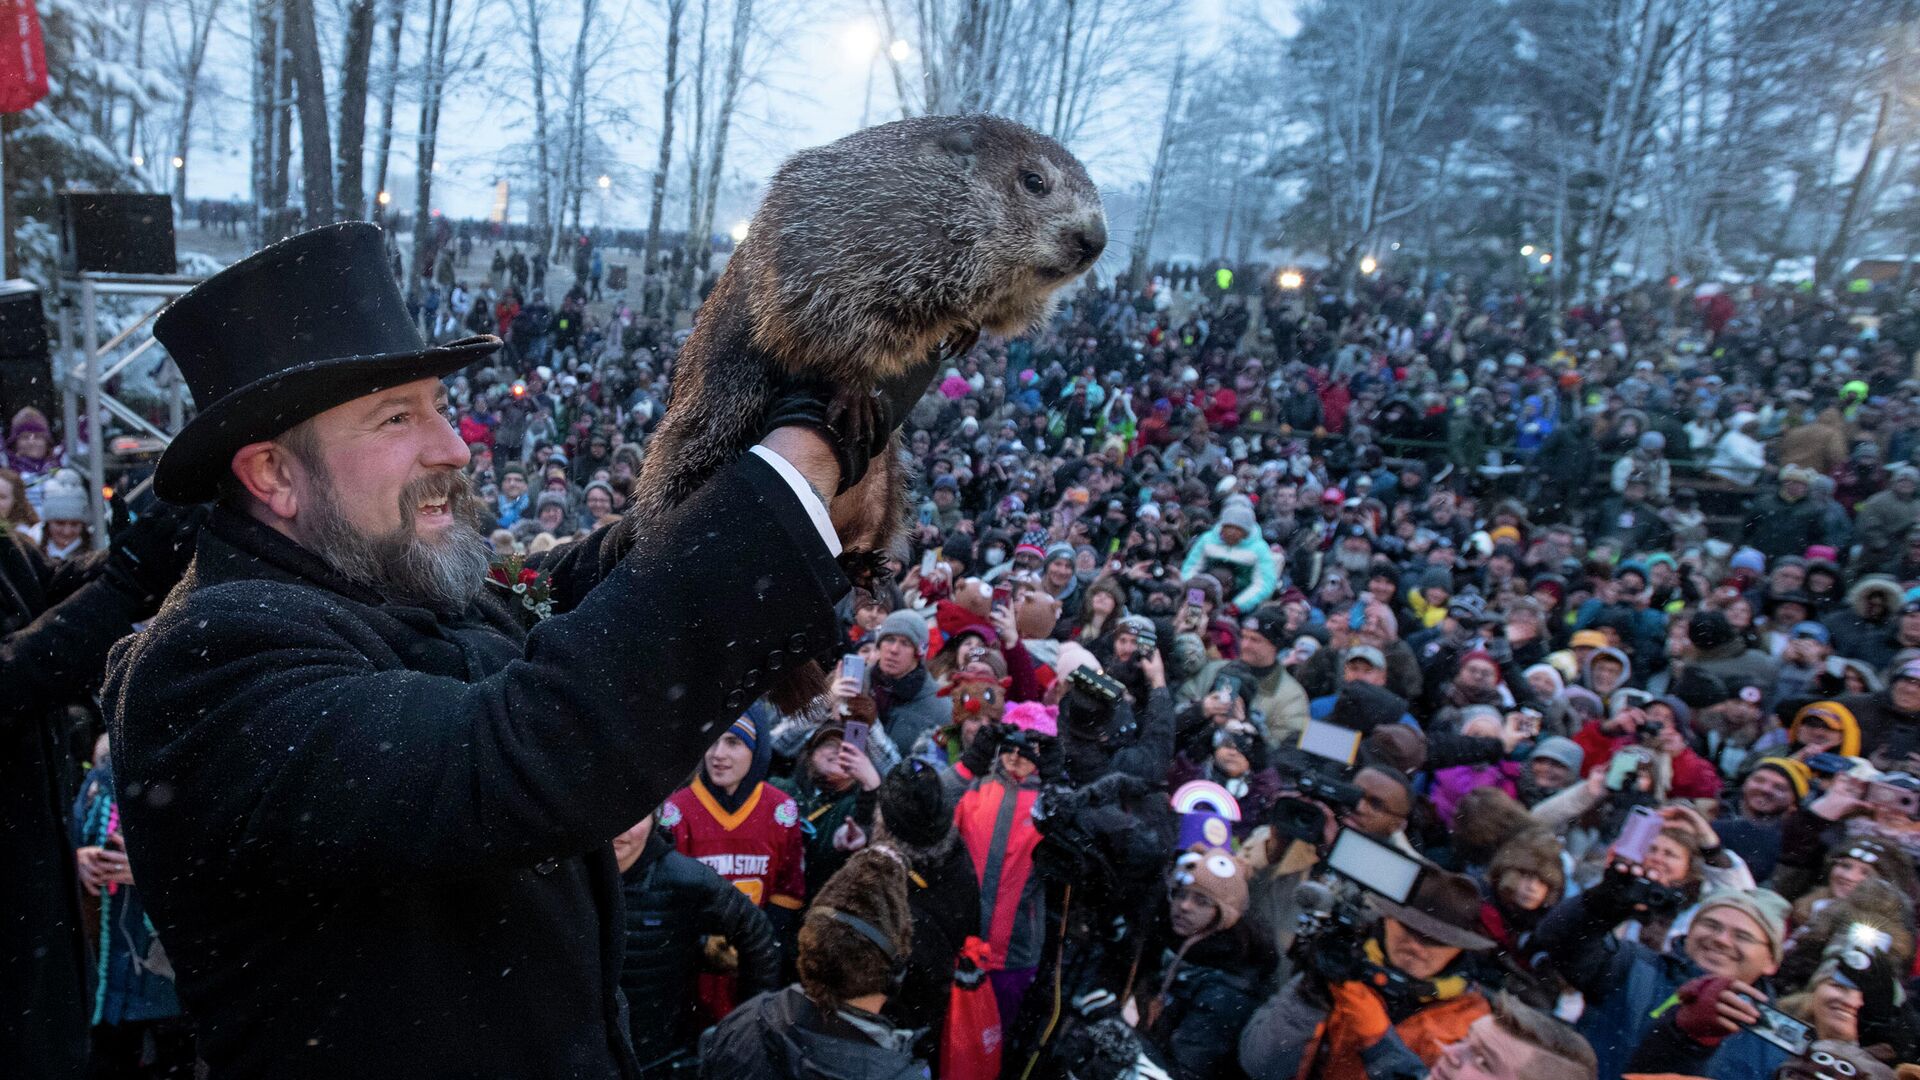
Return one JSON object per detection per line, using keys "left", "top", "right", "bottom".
{"left": 1534, "top": 858, "right": 1791, "bottom": 1080}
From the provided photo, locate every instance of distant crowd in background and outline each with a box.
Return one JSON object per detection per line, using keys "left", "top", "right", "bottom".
{"left": 13, "top": 247, "right": 1920, "bottom": 1080}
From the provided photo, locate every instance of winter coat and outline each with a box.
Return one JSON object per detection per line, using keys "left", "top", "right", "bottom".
{"left": 1708, "top": 429, "right": 1767, "bottom": 486}
{"left": 956, "top": 768, "right": 1046, "bottom": 972}
{"left": 1139, "top": 921, "right": 1277, "bottom": 1080}
{"left": 1239, "top": 969, "right": 1489, "bottom": 1080}
{"left": 1430, "top": 760, "right": 1521, "bottom": 826}
{"left": 1842, "top": 689, "right": 1920, "bottom": 769}
{"left": 618, "top": 829, "right": 779, "bottom": 1074}
{"left": 1, "top": 533, "right": 151, "bottom": 1080}
{"left": 72, "top": 758, "right": 182, "bottom": 1027}
{"left": 874, "top": 664, "right": 948, "bottom": 763}
{"left": 1690, "top": 638, "right": 1781, "bottom": 703}
{"left": 1823, "top": 578, "right": 1904, "bottom": 667}
{"left": 884, "top": 829, "right": 981, "bottom": 1056}
{"left": 1179, "top": 524, "right": 1280, "bottom": 611}
{"left": 699, "top": 986, "right": 924, "bottom": 1080}
{"left": 1743, "top": 492, "right": 1828, "bottom": 561}
{"left": 770, "top": 768, "right": 875, "bottom": 902}
{"left": 1533, "top": 887, "right": 1782, "bottom": 1080}
{"left": 101, "top": 456, "right": 847, "bottom": 1078}
{"left": 1776, "top": 412, "right": 1848, "bottom": 475}
{"left": 1856, "top": 488, "right": 1920, "bottom": 569}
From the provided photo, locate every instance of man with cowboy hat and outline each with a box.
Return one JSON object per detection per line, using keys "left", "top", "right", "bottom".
{"left": 1240, "top": 866, "right": 1498, "bottom": 1080}
{"left": 101, "top": 223, "right": 930, "bottom": 1077}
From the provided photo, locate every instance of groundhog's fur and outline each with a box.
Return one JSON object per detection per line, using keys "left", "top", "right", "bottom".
{"left": 630, "top": 114, "right": 1105, "bottom": 711}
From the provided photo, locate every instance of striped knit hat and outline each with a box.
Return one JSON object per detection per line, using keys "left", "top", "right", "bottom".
{"left": 727, "top": 714, "right": 757, "bottom": 753}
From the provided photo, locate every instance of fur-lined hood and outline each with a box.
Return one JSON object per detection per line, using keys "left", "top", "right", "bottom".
{"left": 1848, "top": 575, "right": 1904, "bottom": 618}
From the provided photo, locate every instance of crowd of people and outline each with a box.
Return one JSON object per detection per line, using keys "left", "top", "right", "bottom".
{"left": 10, "top": 235, "right": 1920, "bottom": 1080}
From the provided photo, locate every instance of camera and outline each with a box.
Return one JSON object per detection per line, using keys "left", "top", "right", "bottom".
{"left": 1068, "top": 666, "right": 1126, "bottom": 704}
{"left": 1291, "top": 831, "right": 1434, "bottom": 1001}
{"left": 1266, "top": 720, "right": 1366, "bottom": 843}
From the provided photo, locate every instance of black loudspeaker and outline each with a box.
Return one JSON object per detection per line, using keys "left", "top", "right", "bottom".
{"left": 57, "top": 192, "right": 177, "bottom": 275}
{"left": 0, "top": 281, "right": 54, "bottom": 425}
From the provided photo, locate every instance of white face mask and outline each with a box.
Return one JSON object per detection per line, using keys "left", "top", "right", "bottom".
{"left": 984, "top": 548, "right": 1007, "bottom": 567}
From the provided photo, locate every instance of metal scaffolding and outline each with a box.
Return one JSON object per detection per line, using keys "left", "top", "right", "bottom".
{"left": 54, "top": 271, "right": 203, "bottom": 547}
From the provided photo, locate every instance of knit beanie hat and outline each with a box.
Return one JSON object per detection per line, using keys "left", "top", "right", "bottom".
{"left": 1044, "top": 541, "right": 1075, "bottom": 566}
{"left": 877, "top": 762, "right": 949, "bottom": 849}
{"left": 38, "top": 469, "right": 89, "bottom": 523}
{"left": 726, "top": 713, "right": 758, "bottom": 753}
{"left": 876, "top": 609, "right": 928, "bottom": 653}
{"left": 1751, "top": 756, "right": 1811, "bottom": 800}
{"left": 1220, "top": 503, "right": 1257, "bottom": 534}
{"left": 1694, "top": 888, "right": 1791, "bottom": 965}
{"left": 1171, "top": 845, "right": 1249, "bottom": 933}
{"left": 1529, "top": 736, "right": 1584, "bottom": 774}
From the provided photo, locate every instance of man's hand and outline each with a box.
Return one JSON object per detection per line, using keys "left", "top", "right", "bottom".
{"left": 106, "top": 502, "right": 209, "bottom": 606}
{"left": 832, "top": 818, "right": 868, "bottom": 852}
{"left": 1326, "top": 980, "right": 1392, "bottom": 1047}
{"left": 838, "top": 743, "right": 881, "bottom": 792}
{"left": 989, "top": 605, "right": 1020, "bottom": 649}
{"left": 1140, "top": 647, "right": 1167, "bottom": 689}
{"left": 76, "top": 842, "right": 133, "bottom": 896}
{"left": 1659, "top": 803, "right": 1720, "bottom": 851}
{"left": 1673, "top": 976, "right": 1763, "bottom": 1044}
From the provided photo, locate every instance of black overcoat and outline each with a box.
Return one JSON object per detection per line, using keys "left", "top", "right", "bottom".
{"left": 103, "top": 455, "right": 846, "bottom": 1078}
{"left": 1, "top": 533, "right": 151, "bottom": 1080}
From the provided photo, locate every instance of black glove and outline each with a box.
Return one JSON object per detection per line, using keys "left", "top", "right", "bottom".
{"left": 1852, "top": 947, "right": 1902, "bottom": 1052}
{"left": 761, "top": 340, "right": 949, "bottom": 494}
{"left": 105, "top": 502, "right": 208, "bottom": 607}
{"left": 958, "top": 721, "right": 1011, "bottom": 778}
{"left": 1035, "top": 733, "right": 1067, "bottom": 781}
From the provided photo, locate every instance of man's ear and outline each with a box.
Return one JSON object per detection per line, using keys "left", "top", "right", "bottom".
{"left": 230, "top": 440, "right": 303, "bottom": 521}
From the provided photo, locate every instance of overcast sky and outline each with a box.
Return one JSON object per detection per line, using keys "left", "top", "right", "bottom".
{"left": 181, "top": 0, "right": 1289, "bottom": 226}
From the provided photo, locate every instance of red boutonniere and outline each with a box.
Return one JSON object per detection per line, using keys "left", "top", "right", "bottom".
{"left": 487, "top": 554, "right": 554, "bottom": 623}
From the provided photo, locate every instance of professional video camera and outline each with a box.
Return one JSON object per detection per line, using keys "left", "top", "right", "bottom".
{"left": 1290, "top": 829, "right": 1437, "bottom": 1003}
{"left": 1268, "top": 718, "right": 1367, "bottom": 843}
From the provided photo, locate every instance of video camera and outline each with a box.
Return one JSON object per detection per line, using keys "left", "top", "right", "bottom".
{"left": 1291, "top": 830, "right": 1435, "bottom": 1001}
{"left": 1268, "top": 719, "right": 1367, "bottom": 843}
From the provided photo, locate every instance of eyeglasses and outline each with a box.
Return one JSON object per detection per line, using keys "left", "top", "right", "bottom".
{"left": 1693, "top": 914, "right": 1765, "bottom": 952}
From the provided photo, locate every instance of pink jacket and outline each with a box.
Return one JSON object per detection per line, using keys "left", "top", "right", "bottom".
{"left": 1430, "top": 760, "right": 1520, "bottom": 827}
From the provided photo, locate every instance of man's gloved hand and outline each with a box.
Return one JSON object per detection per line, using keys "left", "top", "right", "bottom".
{"left": 1672, "top": 974, "right": 1760, "bottom": 1047}
{"left": 762, "top": 340, "right": 949, "bottom": 494}
{"left": 958, "top": 722, "right": 1011, "bottom": 778}
{"left": 1851, "top": 947, "right": 1902, "bottom": 1051}
{"left": 1327, "top": 980, "right": 1392, "bottom": 1047}
{"left": 105, "top": 501, "right": 208, "bottom": 607}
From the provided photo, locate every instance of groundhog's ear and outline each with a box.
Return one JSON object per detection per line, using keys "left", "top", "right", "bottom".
{"left": 938, "top": 126, "right": 977, "bottom": 161}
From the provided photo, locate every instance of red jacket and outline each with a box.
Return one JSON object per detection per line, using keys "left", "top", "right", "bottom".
{"left": 955, "top": 772, "right": 1042, "bottom": 970}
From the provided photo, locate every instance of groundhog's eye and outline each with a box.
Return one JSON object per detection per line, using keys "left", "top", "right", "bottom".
{"left": 1021, "top": 171, "right": 1049, "bottom": 196}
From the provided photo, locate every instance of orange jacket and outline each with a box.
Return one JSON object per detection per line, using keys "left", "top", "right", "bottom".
{"left": 1311, "top": 991, "right": 1489, "bottom": 1080}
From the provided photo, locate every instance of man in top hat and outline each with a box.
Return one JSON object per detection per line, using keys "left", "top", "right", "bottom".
{"left": 101, "top": 223, "right": 930, "bottom": 1077}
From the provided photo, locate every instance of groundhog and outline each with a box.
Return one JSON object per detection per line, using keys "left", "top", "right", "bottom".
{"left": 628, "top": 114, "right": 1106, "bottom": 711}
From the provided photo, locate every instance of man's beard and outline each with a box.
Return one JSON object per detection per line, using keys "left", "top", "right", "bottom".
{"left": 298, "top": 465, "right": 491, "bottom": 615}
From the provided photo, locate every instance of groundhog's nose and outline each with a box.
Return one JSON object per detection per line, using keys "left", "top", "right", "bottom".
{"left": 1070, "top": 219, "right": 1107, "bottom": 266}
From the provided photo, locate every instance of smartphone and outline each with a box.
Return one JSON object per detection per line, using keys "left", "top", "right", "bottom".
{"left": 841, "top": 654, "right": 867, "bottom": 691}
{"left": 1613, "top": 805, "right": 1664, "bottom": 864}
{"left": 920, "top": 548, "right": 940, "bottom": 577}
{"left": 1867, "top": 776, "right": 1920, "bottom": 817}
{"left": 1803, "top": 752, "right": 1854, "bottom": 776}
{"left": 1298, "top": 718, "right": 1363, "bottom": 766}
{"left": 991, "top": 584, "right": 1011, "bottom": 611}
{"left": 1516, "top": 708, "right": 1543, "bottom": 737}
{"left": 1326, "top": 828, "right": 1423, "bottom": 904}
{"left": 841, "top": 719, "right": 871, "bottom": 756}
{"left": 1605, "top": 747, "right": 1649, "bottom": 792}
{"left": 1348, "top": 602, "right": 1367, "bottom": 631}
{"left": 1185, "top": 587, "right": 1207, "bottom": 608}
{"left": 1745, "top": 999, "right": 1812, "bottom": 1055}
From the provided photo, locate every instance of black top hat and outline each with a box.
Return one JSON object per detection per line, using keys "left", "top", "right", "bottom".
{"left": 152, "top": 222, "right": 500, "bottom": 503}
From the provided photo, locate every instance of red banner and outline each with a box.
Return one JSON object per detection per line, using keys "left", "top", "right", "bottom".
{"left": 0, "top": 0, "right": 48, "bottom": 115}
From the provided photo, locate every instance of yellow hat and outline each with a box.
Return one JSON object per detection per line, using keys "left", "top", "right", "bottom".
{"left": 1791, "top": 701, "right": 1861, "bottom": 758}
{"left": 1570, "top": 629, "right": 1608, "bottom": 649}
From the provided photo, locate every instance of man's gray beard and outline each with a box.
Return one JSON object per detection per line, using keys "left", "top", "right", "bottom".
{"left": 297, "top": 465, "right": 491, "bottom": 615}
